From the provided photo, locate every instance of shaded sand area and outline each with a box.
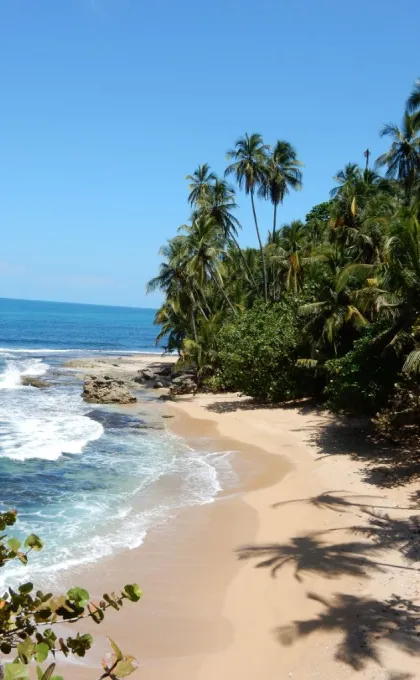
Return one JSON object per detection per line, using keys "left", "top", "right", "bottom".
{"left": 58, "top": 377, "right": 419, "bottom": 679}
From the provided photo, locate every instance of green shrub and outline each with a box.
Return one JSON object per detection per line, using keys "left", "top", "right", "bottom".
{"left": 0, "top": 510, "right": 141, "bottom": 680}
{"left": 217, "top": 300, "right": 311, "bottom": 402}
{"left": 324, "top": 328, "right": 401, "bottom": 415}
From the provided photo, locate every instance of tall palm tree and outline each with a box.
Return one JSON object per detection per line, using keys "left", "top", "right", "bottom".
{"left": 266, "top": 220, "right": 307, "bottom": 296}
{"left": 376, "top": 113, "right": 420, "bottom": 204}
{"left": 330, "top": 163, "right": 361, "bottom": 199}
{"left": 179, "top": 216, "right": 237, "bottom": 314}
{"left": 259, "top": 140, "right": 303, "bottom": 240}
{"left": 225, "top": 133, "right": 270, "bottom": 301}
{"left": 299, "top": 248, "right": 369, "bottom": 356}
{"left": 406, "top": 77, "right": 420, "bottom": 130}
{"left": 186, "top": 163, "right": 217, "bottom": 206}
{"left": 199, "top": 178, "right": 258, "bottom": 290}
{"left": 147, "top": 236, "right": 209, "bottom": 343}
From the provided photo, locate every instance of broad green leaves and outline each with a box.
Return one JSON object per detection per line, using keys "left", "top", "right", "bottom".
{"left": 24, "top": 534, "right": 43, "bottom": 551}
{"left": 123, "top": 584, "right": 143, "bottom": 602}
{"left": 4, "top": 664, "right": 29, "bottom": 680}
{"left": 7, "top": 538, "right": 21, "bottom": 553}
{"left": 0, "top": 510, "right": 141, "bottom": 680}
{"left": 66, "top": 587, "right": 89, "bottom": 607}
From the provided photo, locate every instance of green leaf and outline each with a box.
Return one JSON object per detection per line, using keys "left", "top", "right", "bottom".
{"left": 17, "top": 637, "right": 35, "bottom": 664}
{"left": 7, "top": 538, "right": 21, "bottom": 552}
{"left": 66, "top": 587, "right": 89, "bottom": 607}
{"left": 39, "top": 664, "right": 56, "bottom": 680}
{"left": 18, "top": 582, "right": 33, "bottom": 595}
{"left": 4, "top": 663, "right": 30, "bottom": 680}
{"left": 108, "top": 637, "right": 123, "bottom": 661}
{"left": 1, "top": 642, "right": 12, "bottom": 654}
{"left": 114, "top": 656, "right": 138, "bottom": 678}
{"left": 24, "top": 534, "right": 43, "bottom": 551}
{"left": 123, "top": 584, "right": 143, "bottom": 602}
{"left": 17, "top": 553, "right": 28, "bottom": 565}
{"left": 35, "top": 643, "right": 49, "bottom": 663}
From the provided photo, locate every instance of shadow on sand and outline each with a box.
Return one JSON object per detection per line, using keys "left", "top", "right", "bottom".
{"left": 276, "top": 592, "right": 420, "bottom": 671}
{"left": 204, "top": 397, "right": 420, "bottom": 487}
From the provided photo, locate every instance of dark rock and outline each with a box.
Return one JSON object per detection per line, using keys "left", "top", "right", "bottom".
{"left": 169, "top": 375, "right": 197, "bottom": 396}
{"left": 154, "top": 364, "right": 174, "bottom": 377}
{"left": 82, "top": 375, "right": 137, "bottom": 404}
{"left": 140, "top": 369, "right": 156, "bottom": 381}
{"left": 86, "top": 409, "right": 146, "bottom": 429}
{"left": 21, "top": 376, "right": 49, "bottom": 389}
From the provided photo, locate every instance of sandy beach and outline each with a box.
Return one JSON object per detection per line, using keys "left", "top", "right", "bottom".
{"left": 59, "top": 356, "right": 419, "bottom": 680}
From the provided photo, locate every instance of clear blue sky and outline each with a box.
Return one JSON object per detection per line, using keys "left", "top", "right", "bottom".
{"left": 0, "top": 0, "right": 419, "bottom": 307}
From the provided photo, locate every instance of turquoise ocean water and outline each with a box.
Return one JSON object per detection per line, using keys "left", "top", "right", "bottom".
{"left": 0, "top": 298, "right": 235, "bottom": 588}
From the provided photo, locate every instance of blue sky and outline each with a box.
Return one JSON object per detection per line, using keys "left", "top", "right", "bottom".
{"left": 0, "top": 0, "right": 419, "bottom": 307}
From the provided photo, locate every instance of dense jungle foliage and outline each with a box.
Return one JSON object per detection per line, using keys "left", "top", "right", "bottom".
{"left": 148, "top": 78, "right": 420, "bottom": 436}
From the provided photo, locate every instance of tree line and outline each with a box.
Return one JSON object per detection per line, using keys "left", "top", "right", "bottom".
{"left": 148, "top": 78, "right": 420, "bottom": 434}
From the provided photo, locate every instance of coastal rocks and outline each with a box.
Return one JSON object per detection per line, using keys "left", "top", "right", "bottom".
{"left": 21, "top": 376, "right": 49, "bottom": 389}
{"left": 134, "top": 363, "right": 175, "bottom": 389}
{"left": 169, "top": 374, "right": 197, "bottom": 396}
{"left": 82, "top": 375, "right": 137, "bottom": 404}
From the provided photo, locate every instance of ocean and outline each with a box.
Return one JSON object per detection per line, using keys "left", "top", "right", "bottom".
{"left": 0, "top": 298, "right": 235, "bottom": 588}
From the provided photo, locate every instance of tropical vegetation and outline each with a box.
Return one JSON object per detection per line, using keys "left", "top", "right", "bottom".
{"left": 0, "top": 510, "right": 141, "bottom": 679}
{"left": 149, "top": 78, "right": 420, "bottom": 434}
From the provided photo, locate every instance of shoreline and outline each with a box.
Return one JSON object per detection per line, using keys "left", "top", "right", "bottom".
{"left": 54, "top": 355, "right": 419, "bottom": 679}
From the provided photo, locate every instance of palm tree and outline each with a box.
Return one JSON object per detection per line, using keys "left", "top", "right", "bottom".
{"left": 259, "top": 140, "right": 303, "bottom": 240}
{"left": 376, "top": 113, "right": 420, "bottom": 204}
{"left": 225, "top": 133, "right": 270, "bottom": 301}
{"left": 330, "top": 164, "right": 361, "bottom": 199}
{"left": 406, "top": 77, "right": 420, "bottom": 130}
{"left": 147, "top": 237, "right": 209, "bottom": 344}
{"left": 199, "top": 178, "right": 258, "bottom": 290}
{"left": 299, "top": 248, "right": 369, "bottom": 356}
{"left": 179, "top": 216, "right": 237, "bottom": 314}
{"left": 186, "top": 163, "right": 217, "bottom": 206}
{"left": 266, "top": 220, "right": 307, "bottom": 295}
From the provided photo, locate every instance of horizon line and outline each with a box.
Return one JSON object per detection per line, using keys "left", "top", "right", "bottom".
{"left": 0, "top": 296, "right": 158, "bottom": 311}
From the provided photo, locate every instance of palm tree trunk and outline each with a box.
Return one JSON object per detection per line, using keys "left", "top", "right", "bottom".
{"left": 191, "top": 310, "right": 198, "bottom": 342}
{"left": 272, "top": 202, "right": 278, "bottom": 241}
{"left": 231, "top": 234, "right": 258, "bottom": 290}
{"left": 209, "top": 269, "right": 237, "bottom": 315}
{"left": 190, "top": 290, "right": 209, "bottom": 321}
{"left": 251, "top": 190, "right": 268, "bottom": 302}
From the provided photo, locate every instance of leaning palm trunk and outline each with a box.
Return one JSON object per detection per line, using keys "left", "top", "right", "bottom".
{"left": 190, "top": 309, "right": 198, "bottom": 342}
{"left": 231, "top": 234, "right": 258, "bottom": 290}
{"left": 250, "top": 190, "right": 268, "bottom": 302}
{"left": 209, "top": 269, "right": 237, "bottom": 315}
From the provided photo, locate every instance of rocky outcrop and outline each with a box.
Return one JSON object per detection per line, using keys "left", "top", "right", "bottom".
{"left": 82, "top": 375, "right": 137, "bottom": 404}
{"left": 21, "top": 376, "right": 49, "bottom": 389}
{"left": 134, "top": 363, "right": 175, "bottom": 389}
{"left": 134, "top": 362, "right": 198, "bottom": 396}
{"left": 169, "top": 374, "right": 197, "bottom": 396}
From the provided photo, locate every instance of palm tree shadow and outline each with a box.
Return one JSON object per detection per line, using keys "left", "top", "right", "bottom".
{"left": 352, "top": 508, "right": 420, "bottom": 562}
{"left": 303, "top": 416, "right": 420, "bottom": 488}
{"left": 276, "top": 592, "right": 420, "bottom": 671}
{"left": 272, "top": 490, "right": 414, "bottom": 512}
{"left": 236, "top": 532, "right": 416, "bottom": 582}
{"left": 204, "top": 397, "right": 321, "bottom": 414}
